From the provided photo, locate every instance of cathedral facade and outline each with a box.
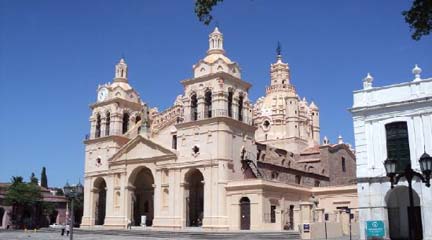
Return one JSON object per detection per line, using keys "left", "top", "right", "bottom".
{"left": 81, "top": 28, "right": 358, "bottom": 232}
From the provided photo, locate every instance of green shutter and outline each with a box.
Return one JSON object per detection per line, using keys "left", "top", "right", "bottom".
{"left": 386, "top": 122, "right": 411, "bottom": 173}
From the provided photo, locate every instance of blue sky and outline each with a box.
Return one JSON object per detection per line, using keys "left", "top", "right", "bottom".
{"left": 0, "top": 0, "right": 431, "bottom": 187}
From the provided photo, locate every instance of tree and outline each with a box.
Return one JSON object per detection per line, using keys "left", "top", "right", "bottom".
{"left": 193, "top": 0, "right": 432, "bottom": 40}
{"left": 5, "top": 176, "right": 42, "bottom": 229}
{"left": 403, "top": 0, "right": 432, "bottom": 40}
{"left": 30, "top": 173, "right": 38, "bottom": 185}
{"left": 40, "top": 167, "right": 48, "bottom": 188}
{"left": 55, "top": 188, "right": 64, "bottom": 196}
{"left": 195, "top": 0, "right": 223, "bottom": 25}
{"left": 71, "top": 192, "right": 84, "bottom": 226}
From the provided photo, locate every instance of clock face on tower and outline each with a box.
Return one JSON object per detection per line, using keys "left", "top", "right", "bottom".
{"left": 97, "top": 88, "right": 108, "bottom": 102}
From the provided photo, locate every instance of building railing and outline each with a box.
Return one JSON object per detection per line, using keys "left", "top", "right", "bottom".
{"left": 182, "top": 109, "right": 253, "bottom": 125}
{"left": 265, "top": 84, "right": 296, "bottom": 94}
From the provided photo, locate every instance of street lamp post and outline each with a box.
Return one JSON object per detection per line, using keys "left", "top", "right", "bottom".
{"left": 384, "top": 152, "right": 432, "bottom": 240}
{"left": 64, "top": 182, "right": 84, "bottom": 240}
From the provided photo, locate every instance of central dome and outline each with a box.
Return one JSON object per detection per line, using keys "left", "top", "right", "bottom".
{"left": 203, "top": 53, "right": 233, "bottom": 64}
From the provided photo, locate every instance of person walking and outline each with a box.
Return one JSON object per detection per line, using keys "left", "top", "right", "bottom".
{"left": 66, "top": 223, "right": 70, "bottom": 236}
{"left": 127, "top": 218, "right": 132, "bottom": 230}
{"left": 61, "top": 223, "right": 65, "bottom": 236}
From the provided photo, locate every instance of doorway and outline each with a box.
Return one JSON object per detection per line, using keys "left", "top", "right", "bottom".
{"left": 0, "top": 207, "right": 4, "bottom": 227}
{"left": 386, "top": 186, "right": 423, "bottom": 240}
{"left": 130, "top": 167, "right": 154, "bottom": 226}
{"left": 185, "top": 169, "right": 204, "bottom": 227}
{"left": 94, "top": 178, "right": 107, "bottom": 225}
{"left": 240, "top": 197, "right": 251, "bottom": 230}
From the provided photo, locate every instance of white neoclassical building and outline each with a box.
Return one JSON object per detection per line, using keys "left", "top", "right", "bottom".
{"left": 350, "top": 67, "right": 432, "bottom": 239}
{"left": 81, "top": 28, "right": 359, "bottom": 234}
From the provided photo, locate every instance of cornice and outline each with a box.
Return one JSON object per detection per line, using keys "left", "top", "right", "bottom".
{"left": 181, "top": 72, "right": 252, "bottom": 90}
{"left": 90, "top": 97, "right": 142, "bottom": 110}
{"left": 109, "top": 155, "right": 176, "bottom": 166}
{"left": 175, "top": 116, "right": 257, "bottom": 133}
{"left": 83, "top": 135, "right": 130, "bottom": 145}
{"left": 156, "top": 158, "right": 232, "bottom": 169}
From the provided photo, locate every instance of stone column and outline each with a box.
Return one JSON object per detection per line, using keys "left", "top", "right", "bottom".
{"left": 80, "top": 178, "right": 93, "bottom": 227}
{"left": 197, "top": 95, "right": 205, "bottom": 120}
{"left": 294, "top": 206, "right": 301, "bottom": 231}
{"left": 213, "top": 90, "right": 224, "bottom": 117}
{"left": 232, "top": 96, "right": 239, "bottom": 120}
{"left": 89, "top": 117, "right": 96, "bottom": 139}
{"left": 125, "top": 185, "right": 135, "bottom": 227}
{"left": 315, "top": 208, "right": 324, "bottom": 222}
{"left": 101, "top": 118, "right": 107, "bottom": 137}
{"left": 299, "top": 202, "right": 313, "bottom": 239}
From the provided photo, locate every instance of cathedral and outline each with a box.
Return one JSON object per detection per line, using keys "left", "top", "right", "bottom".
{"left": 81, "top": 28, "right": 358, "bottom": 233}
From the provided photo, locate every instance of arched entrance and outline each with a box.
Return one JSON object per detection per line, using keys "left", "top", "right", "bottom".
{"left": 94, "top": 178, "right": 107, "bottom": 225}
{"left": 240, "top": 197, "right": 251, "bottom": 230}
{"left": 386, "top": 186, "right": 423, "bottom": 240}
{"left": 130, "top": 167, "right": 154, "bottom": 226}
{"left": 185, "top": 169, "right": 204, "bottom": 227}
{"left": 49, "top": 210, "right": 58, "bottom": 225}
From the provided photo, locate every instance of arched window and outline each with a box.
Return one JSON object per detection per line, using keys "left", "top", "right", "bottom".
{"left": 228, "top": 90, "right": 233, "bottom": 117}
{"left": 204, "top": 90, "right": 212, "bottom": 118}
{"left": 122, "top": 112, "right": 129, "bottom": 134}
{"left": 191, "top": 94, "right": 198, "bottom": 121}
{"left": 105, "top": 112, "right": 110, "bottom": 136}
{"left": 95, "top": 114, "right": 101, "bottom": 138}
{"left": 238, "top": 94, "right": 244, "bottom": 121}
{"left": 135, "top": 116, "right": 141, "bottom": 134}
{"left": 342, "top": 157, "right": 346, "bottom": 172}
{"left": 172, "top": 135, "right": 177, "bottom": 150}
{"left": 385, "top": 122, "right": 410, "bottom": 172}
{"left": 295, "top": 175, "right": 301, "bottom": 184}
{"left": 271, "top": 171, "right": 279, "bottom": 180}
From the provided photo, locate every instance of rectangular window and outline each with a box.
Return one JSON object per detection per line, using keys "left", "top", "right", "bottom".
{"left": 270, "top": 205, "right": 276, "bottom": 223}
{"left": 342, "top": 157, "right": 346, "bottom": 172}
{"left": 314, "top": 180, "right": 320, "bottom": 187}
{"left": 172, "top": 135, "right": 177, "bottom": 150}
{"left": 386, "top": 122, "right": 411, "bottom": 172}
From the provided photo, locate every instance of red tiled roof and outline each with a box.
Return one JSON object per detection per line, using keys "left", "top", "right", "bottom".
{"left": 301, "top": 145, "right": 320, "bottom": 155}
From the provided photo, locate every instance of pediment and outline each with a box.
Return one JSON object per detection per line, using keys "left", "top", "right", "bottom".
{"left": 109, "top": 135, "right": 176, "bottom": 163}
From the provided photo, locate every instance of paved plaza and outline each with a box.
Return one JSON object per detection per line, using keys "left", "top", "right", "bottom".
{"left": 0, "top": 229, "right": 359, "bottom": 240}
{"left": 0, "top": 229, "right": 295, "bottom": 240}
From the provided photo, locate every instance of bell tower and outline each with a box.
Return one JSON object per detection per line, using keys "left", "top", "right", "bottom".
{"left": 174, "top": 27, "right": 257, "bottom": 229}
{"left": 84, "top": 58, "right": 147, "bottom": 174}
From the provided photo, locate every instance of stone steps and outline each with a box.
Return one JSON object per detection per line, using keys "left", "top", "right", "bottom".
{"left": 41, "top": 228, "right": 301, "bottom": 239}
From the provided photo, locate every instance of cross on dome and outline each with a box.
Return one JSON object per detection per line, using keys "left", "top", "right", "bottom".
{"left": 276, "top": 41, "right": 283, "bottom": 63}
{"left": 270, "top": 42, "right": 290, "bottom": 85}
